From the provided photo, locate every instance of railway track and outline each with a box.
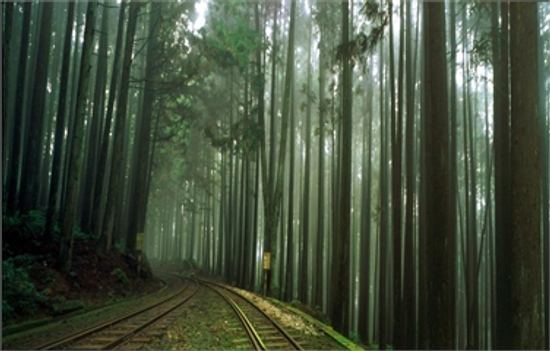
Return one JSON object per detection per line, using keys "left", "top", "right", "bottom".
{"left": 34, "top": 274, "right": 198, "bottom": 350}
{"left": 201, "top": 280, "right": 304, "bottom": 350}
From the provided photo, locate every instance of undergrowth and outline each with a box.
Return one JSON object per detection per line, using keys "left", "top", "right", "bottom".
{"left": 2, "top": 255, "right": 48, "bottom": 322}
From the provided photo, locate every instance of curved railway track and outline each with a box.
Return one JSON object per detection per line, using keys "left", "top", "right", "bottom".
{"left": 201, "top": 280, "right": 304, "bottom": 350}
{"left": 34, "top": 274, "right": 198, "bottom": 350}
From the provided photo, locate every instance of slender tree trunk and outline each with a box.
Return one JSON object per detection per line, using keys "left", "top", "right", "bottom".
{"left": 7, "top": 2, "right": 32, "bottom": 214}
{"left": 80, "top": 1, "right": 110, "bottom": 233}
{"left": 402, "top": 1, "right": 416, "bottom": 348}
{"left": 299, "top": 19, "right": 313, "bottom": 305}
{"left": 536, "top": 7, "right": 549, "bottom": 350}
{"left": 284, "top": 83, "right": 296, "bottom": 302}
{"left": 45, "top": 2, "right": 75, "bottom": 241}
{"left": 58, "top": 1, "right": 97, "bottom": 273}
{"left": 263, "top": 0, "right": 295, "bottom": 296}
{"left": 331, "top": 0, "right": 351, "bottom": 334}
{"left": 2, "top": 2, "right": 14, "bottom": 177}
{"left": 126, "top": 2, "right": 160, "bottom": 253}
{"left": 358, "top": 60, "right": 373, "bottom": 343}
{"left": 98, "top": 1, "right": 140, "bottom": 254}
{"left": 378, "top": 41, "right": 388, "bottom": 350}
{"left": 314, "top": 5, "right": 327, "bottom": 310}
{"left": 91, "top": 1, "right": 126, "bottom": 237}
{"left": 493, "top": 3, "right": 513, "bottom": 349}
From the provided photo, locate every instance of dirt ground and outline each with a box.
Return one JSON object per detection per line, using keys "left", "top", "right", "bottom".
{"left": 2, "top": 230, "right": 161, "bottom": 328}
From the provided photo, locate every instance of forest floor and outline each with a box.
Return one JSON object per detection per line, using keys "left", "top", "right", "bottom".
{"left": 2, "top": 210, "right": 162, "bottom": 333}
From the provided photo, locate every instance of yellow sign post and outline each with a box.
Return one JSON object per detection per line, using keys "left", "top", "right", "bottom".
{"left": 263, "top": 252, "right": 271, "bottom": 296}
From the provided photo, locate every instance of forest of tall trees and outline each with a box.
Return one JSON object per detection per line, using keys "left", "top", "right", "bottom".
{"left": 2, "top": 0, "right": 549, "bottom": 349}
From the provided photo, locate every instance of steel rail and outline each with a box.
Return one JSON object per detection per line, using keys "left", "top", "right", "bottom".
{"left": 201, "top": 280, "right": 303, "bottom": 351}
{"left": 34, "top": 274, "right": 195, "bottom": 350}
{"left": 101, "top": 279, "right": 199, "bottom": 350}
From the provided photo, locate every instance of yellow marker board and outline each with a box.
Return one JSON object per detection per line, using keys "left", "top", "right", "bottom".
{"left": 263, "top": 252, "right": 271, "bottom": 270}
{"left": 136, "top": 232, "right": 145, "bottom": 251}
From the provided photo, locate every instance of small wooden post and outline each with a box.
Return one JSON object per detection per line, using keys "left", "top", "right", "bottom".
{"left": 136, "top": 232, "right": 145, "bottom": 275}
{"left": 262, "top": 252, "right": 271, "bottom": 296}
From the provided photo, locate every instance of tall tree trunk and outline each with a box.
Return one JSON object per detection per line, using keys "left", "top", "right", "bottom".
{"left": 299, "top": 18, "right": 313, "bottom": 306}
{"left": 80, "top": 1, "right": 110, "bottom": 233}
{"left": 423, "top": 2, "right": 453, "bottom": 349}
{"left": 462, "top": 9, "right": 478, "bottom": 348}
{"left": 332, "top": 0, "right": 351, "bottom": 334}
{"left": 284, "top": 83, "right": 296, "bottom": 302}
{"left": 358, "top": 59, "right": 373, "bottom": 343}
{"left": 6, "top": 2, "right": 32, "bottom": 214}
{"left": 91, "top": 1, "right": 126, "bottom": 237}
{"left": 509, "top": 3, "right": 543, "bottom": 349}
{"left": 98, "top": 1, "right": 140, "bottom": 254}
{"left": 45, "top": 2, "right": 75, "bottom": 241}
{"left": 448, "top": 3, "right": 458, "bottom": 348}
{"left": 58, "top": 1, "right": 97, "bottom": 273}
{"left": 493, "top": 3, "right": 513, "bottom": 349}
{"left": 402, "top": 1, "right": 416, "bottom": 348}
{"left": 314, "top": 4, "right": 327, "bottom": 310}
{"left": 262, "top": 0, "right": 295, "bottom": 296}
{"left": 390, "top": 1, "right": 405, "bottom": 347}
{"left": 378, "top": 41, "right": 389, "bottom": 350}
{"left": 126, "top": 2, "right": 160, "bottom": 253}
{"left": 537, "top": 7, "right": 549, "bottom": 350}
{"left": 2, "top": 2, "right": 14, "bottom": 177}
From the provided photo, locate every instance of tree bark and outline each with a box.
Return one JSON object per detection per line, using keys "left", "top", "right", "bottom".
{"left": 126, "top": 2, "right": 160, "bottom": 254}
{"left": 98, "top": 1, "right": 140, "bottom": 254}
{"left": 331, "top": 0, "right": 351, "bottom": 334}
{"left": 45, "top": 2, "right": 75, "bottom": 241}
{"left": 509, "top": 3, "right": 543, "bottom": 349}
{"left": 58, "top": 1, "right": 97, "bottom": 273}
{"left": 423, "top": 2, "right": 453, "bottom": 349}
{"left": 6, "top": 2, "right": 32, "bottom": 214}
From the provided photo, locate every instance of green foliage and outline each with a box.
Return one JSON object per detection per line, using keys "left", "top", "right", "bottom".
{"left": 73, "top": 224, "right": 97, "bottom": 241}
{"left": 349, "top": 331, "right": 360, "bottom": 343}
{"left": 270, "top": 285, "right": 280, "bottom": 297}
{"left": 2, "top": 210, "right": 47, "bottom": 241}
{"left": 197, "top": 3, "right": 264, "bottom": 72}
{"left": 110, "top": 268, "right": 130, "bottom": 289}
{"left": 2, "top": 257, "right": 47, "bottom": 321}
{"left": 290, "top": 299, "right": 301, "bottom": 308}
{"left": 115, "top": 239, "right": 126, "bottom": 254}
{"left": 319, "top": 313, "right": 331, "bottom": 325}
{"left": 51, "top": 300, "right": 84, "bottom": 315}
{"left": 336, "top": 0, "right": 388, "bottom": 66}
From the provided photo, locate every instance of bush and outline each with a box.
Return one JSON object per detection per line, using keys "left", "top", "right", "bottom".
{"left": 290, "top": 299, "right": 301, "bottom": 308}
{"left": 2, "top": 210, "right": 47, "bottom": 241}
{"left": 2, "top": 258, "right": 47, "bottom": 321}
{"left": 349, "top": 331, "right": 360, "bottom": 343}
{"left": 111, "top": 268, "right": 130, "bottom": 289}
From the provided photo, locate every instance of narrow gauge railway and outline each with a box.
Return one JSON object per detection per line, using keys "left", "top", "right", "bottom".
{"left": 200, "top": 280, "right": 304, "bottom": 351}
{"left": 34, "top": 274, "right": 198, "bottom": 350}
